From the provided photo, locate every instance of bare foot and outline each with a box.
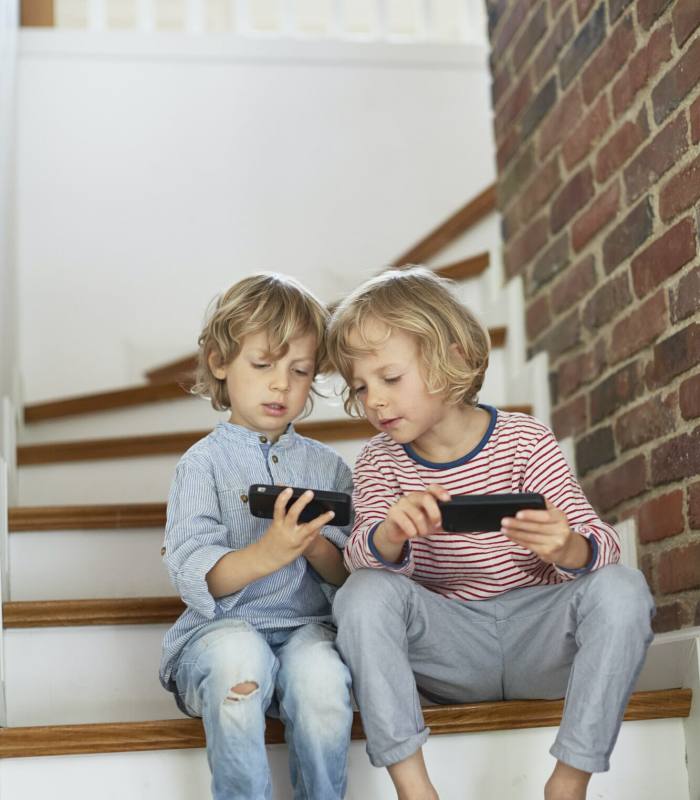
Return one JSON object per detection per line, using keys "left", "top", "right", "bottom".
{"left": 544, "top": 761, "right": 591, "bottom": 800}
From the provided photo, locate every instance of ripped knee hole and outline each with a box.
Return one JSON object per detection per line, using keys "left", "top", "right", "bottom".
{"left": 225, "top": 681, "right": 258, "bottom": 702}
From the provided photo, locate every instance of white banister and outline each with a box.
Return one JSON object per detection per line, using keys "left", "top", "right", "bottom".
{"left": 136, "top": 0, "right": 155, "bottom": 32}
{"left": 87, "top": 0, "right": 106, "bottom": 30}
{"left": 187, "top": 0, "right": 204, "bottom": 33}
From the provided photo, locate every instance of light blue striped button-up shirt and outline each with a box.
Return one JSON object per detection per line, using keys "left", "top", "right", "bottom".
{"left": 159, "top": 421, "right": 353, "bottom": 691}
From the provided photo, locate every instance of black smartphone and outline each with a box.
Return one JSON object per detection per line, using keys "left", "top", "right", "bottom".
{"left": 438, "top": 493, "right": 546, "bottom": 532}
{"left": 248, "top": 484, "right": 351, "bottom": 527}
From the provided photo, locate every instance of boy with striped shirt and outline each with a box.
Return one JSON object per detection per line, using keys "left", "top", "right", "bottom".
{"left": 327, "top": 267, "right": 654, "bottom": 800}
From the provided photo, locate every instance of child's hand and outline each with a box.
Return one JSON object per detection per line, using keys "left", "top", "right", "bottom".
{"left": 500, "top": 499, "right": 592, "bottom": 569}
{"left": 260, "top": 488, "right": 335, "bottom": 571}
{"left": 378, "top": 484, "right": 451, "bottom": 546}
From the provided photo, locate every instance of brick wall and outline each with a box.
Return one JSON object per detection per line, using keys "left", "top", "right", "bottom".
{"left": 487, "top": 0, "right": 700, "bottom": 632}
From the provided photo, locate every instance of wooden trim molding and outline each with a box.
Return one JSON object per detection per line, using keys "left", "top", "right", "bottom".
{"left": 17, "top": 411, "right": 532, "bottom": 466}
{"left": 21, "top": 0, "right": 54, "bottom": 27}
{"left": 435, "top": 252, "right": 490, "bottom": 281}
{"left": 24, "top": 382, "right": 192, "bottom": 424}
{"left": 0, "top": 689, "right": 690, "bottom": 758}
{"left": 393, "top": 184, "right": 497, "bottom": 267}
{"left": 8, "top": 503, "right": 167, "bottom": 532}
{"left": 145, "top": 356, "right": 197, "bottom": 386}
{"left": 3, "top": 597, "right": 185, "bottom": 628}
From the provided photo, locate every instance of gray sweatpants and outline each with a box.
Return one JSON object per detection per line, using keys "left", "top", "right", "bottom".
{"left": 333, "top": 565, "right": 654, "bottom": 773}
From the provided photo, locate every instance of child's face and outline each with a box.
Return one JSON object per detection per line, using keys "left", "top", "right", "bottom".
{"left": 210, "top": 329, "right": 317, "bottom": 441}
{"left": 348, "top": 321, "right": 449, "bottom": 446}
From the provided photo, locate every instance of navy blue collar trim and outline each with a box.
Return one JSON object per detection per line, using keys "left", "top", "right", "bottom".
{"left": 402, "top": 404, "right": 498, "bottom": 469}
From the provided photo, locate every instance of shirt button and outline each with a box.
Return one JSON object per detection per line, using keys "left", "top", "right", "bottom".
{"left": 160, "top": 546, "right": 166, "bottom": 556}
{"left": 240, "top": 494, "right": 249, "bottom": 503}
{"left": 259, "top": 435, "right": 267, "bottom": 443}
{"left": 271, "top": 455, "right": 278, "bottom": 464}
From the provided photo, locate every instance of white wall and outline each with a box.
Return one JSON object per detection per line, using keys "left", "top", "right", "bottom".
{"left": 0, "top": 1, "right": 18, "bottom": 398}
{"left": 15, "top": 32, "right": 496, "bottom": 402}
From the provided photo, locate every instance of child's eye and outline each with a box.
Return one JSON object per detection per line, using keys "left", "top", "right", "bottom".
{"left": 293, "top": 369, "right": 310, "bottom": 377}
{"left": 252, "top": 363, "right": 270, "bottom": 369}
{"left": 384, "top": 376, "right": 401, "bottom": 384}
{"left": 353, "top": 385, "right": 366, "bottom": 395}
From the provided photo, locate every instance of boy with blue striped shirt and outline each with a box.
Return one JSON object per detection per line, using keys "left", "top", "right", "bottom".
{"left": 160, "top": 274, "right": 354, "bottom": 800}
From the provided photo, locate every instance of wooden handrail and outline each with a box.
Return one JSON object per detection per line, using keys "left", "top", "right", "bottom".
{"left": 3, "top": 597, "right": 185, "bottom": 628}
{"left": 0, "top": 689, "right": 691, "bottom": 758}
{"left": 20, "top": 0, "right": 53, "bottom": 27}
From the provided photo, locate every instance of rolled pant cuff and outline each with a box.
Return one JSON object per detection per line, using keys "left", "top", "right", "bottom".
{"left": 549, "top": 742, "right": 609, "bottom": 774}
{"left": 368, "top": 728, "right": 431, "bottom": 768}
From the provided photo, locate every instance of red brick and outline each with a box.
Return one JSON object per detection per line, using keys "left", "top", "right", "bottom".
{"left": 657, "top": 543, "right": 700, "bottom": 594}
{"left": 591, "top": 361, "right": 644, "bottom": 423}
{"left": 615, "top": 393, "right": 677, "bottom": 451}
{"left": 560, "top": 5, "right": 606, "bottom": 89}
{"left": 551, "top": 254, "right": 597, "bottom": 314}
{"left": 576, "top": 426, "right": 616, "bottom": 476}
{"left": 576, "top": 0, "right": 595, "bottom": 21}
{"left": 612, "top": 24, "right": 672, "bottom": 117}
{"left": 495, "top": 71, "right": 532, "bottom": 141}
{"left": 691, "top": 95, "right": 700, "bottom": 144}
{"left": 637, "top": 490, "right": 685, "bottom": 543}
{"left": 610, "top": 290, "right": 667, "bottom": 364}
{"left": 646, "top": 322, "right": 700, "bottom": 389}
{"left": 513, "top": 5, "right": 547, "bottom": 71}
{"left": 581, "top": 13, "right": 636, "bottom": 105}
{"left": 501, "top": 204, "right": 521, "bottom": 243}
{"left": 583, "top": 273, "right": 632, "bottom": 330}
{"left": 504, "top": 214, "right": 549, "bottom": 279}
{"left": 672, "top": 0, "right": 700, "bottom": 47}
{"left": 652, "top": 35, "right": 700, "bottom": 124}
{"left": 496, "top": 127, "right": 521, "bottom": 172}
{"left": 671, "top": 265, "right": 700, "bottom": 323}
{"left": 492, "top": 0, "right": 530, "bottom": 59}
{"left": 538, "top": 84, "right": 584, "bottom": 158}
{"left": 631, "top": 216, "right": 697, "bottom": 298}
{"left": 652, "top": 602, "right": 684, "bottom": 633}
{"left": 689, "top": 481, "right": 700, "bottom": 529}
{"left": 659, "top": 152, "right": 700, "bottom": 222}
{"left": 533, "top": 308, "right": 581, "bottom": 358}
{"left": 596, "top": 110, "right": 649, "bottom": 184}
{"left": 551, "top": 394, "right": 587, "bottom": 439}
{"left": 557, "top": 339, "right": 606, "bottom": 399}
{"left": 518, "top": 157, "right": 561, "bottom": 224}
{"left": 530, "top": 233, "right": 571, "bottom": 291}
{"left": 637, "top": 0, "right": 673, "bottom": 31}
{"left": 624, "top": 112, "right": 688, "bottom": 203}
{"left": 492, "top": 63, "right": 512, "bottom": 110}
{"left": 680, "top": 373, "right": 700, "bottom": 420}
{"left": 591, "top": 454, "right": 647, "bottom": 513}
{"left": 603, "top": 198, "right": 655, "bottom": 274}
{"left": 572, "top": 181, "right": 621, "bottom": 252}
{"left": 562, "top": 94, "right": 611, "bottom": 169}
{"left": 526, "top": 294, "right": 551, "bottom": 339}
{"left": 651, "top": 425, "right": 700, "bottom": 485}
{"left": 535, "top": 6, "right": 574, "bottom": 82}
{"left": 550, "top": 166, "right": 594, "bottom": 233}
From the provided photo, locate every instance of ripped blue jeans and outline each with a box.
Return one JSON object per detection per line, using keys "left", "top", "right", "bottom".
{"left": 175, "top": 619, "right": 353, "bottom": 800}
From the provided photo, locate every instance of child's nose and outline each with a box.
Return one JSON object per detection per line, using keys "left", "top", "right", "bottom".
{"left": 269, "top": 368, "right": 289, "bottom": 392}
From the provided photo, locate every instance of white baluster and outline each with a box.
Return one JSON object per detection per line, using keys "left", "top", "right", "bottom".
{"left": 329, "top": 0, "right": 343, "bottom": 38}
{"left": 418, "top": 0, "right": 433, "bottom": 41}
{"left": 137, "top": 0, "right": 155, "bottom": 31}
{"left": 187, "top": 0, "right": 204, "bottom": 31}
{"left": 235, "top": 0, "right": 251, "bottom": 33}
{"left": 281, "top": 0, "right": 297, "bottom": 37}
{"left": 87, "top": 0, "right": 106, "bottom": 30}
{"left": 375, "top": 0, "right": 388, "bottom": 40}
{"left": 461, "top": 0, "right": 484, "bottom": 44}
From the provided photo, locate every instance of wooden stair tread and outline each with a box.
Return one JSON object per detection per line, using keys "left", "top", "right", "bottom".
{"left": 17, "top": 408, "right": 532, "bottom": 466}
{"left": 8, "top": 503, "right": 166, "bottom": 532}
{"left": 3, "top": 597, "right": 184, "bottom": 628}
{"left": 0, "top": 689, "right": 690, "bottom": 758}
{"left": 24, "top": 382, "right": 193, "bottom": 424}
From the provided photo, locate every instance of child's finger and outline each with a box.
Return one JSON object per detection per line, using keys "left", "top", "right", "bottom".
{"left": 286, "top": 490, "right": 314, "bottom": 525}
{"left": 392, "top": 509, "right": 418, "bottom": 539}
{"left": 514, "top": 508, "right": 555, "bottom": 523}
{"left": 421, "top": 495, "right": 443, "bottom": 528}
{"left": 426, "top": 484, "right": 451, "bottom": 502}
{"left": 273, "top": 488, "right": 294, "bottom": 522}
{"left": 404, "top": 503, "right": 432, "bottom": 536}
{"left": 304, "top": 509, "right": 335, "bottom": 534}
{"left": 502, "top": 517, "right": 558, "bottom": 534}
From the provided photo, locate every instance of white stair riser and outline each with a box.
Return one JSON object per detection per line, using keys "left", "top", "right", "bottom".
{"left": 3, "top": 622, "right": 686, "bottom": 727}
{"left": 8, "top": 530, "right": 171, "bottom": 600}
{"left": 0, "top": 719, "right": 689, "bottom": 800}
{"left": 17, "top": 438, "right": 367, "bottom": 504}
{"left": 5, "top": 625, "right": 175, "bottom": 726}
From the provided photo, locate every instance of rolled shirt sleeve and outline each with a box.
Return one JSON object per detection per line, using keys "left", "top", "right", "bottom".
{"left": 163, "top": 463, "right": 237, "bottom": 619}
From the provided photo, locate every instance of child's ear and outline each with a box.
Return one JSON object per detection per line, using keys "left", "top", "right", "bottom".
{"left": 208, "top": 350, "right": 228, "bottom": 380}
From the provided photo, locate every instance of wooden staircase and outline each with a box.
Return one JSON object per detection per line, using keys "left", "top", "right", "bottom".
{"left": 1, "top": 184, "right": 694, "bottom": 800}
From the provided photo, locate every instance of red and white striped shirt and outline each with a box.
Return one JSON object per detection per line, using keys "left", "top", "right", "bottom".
{"left": 345, "top": 406, "right": 620, "bottom": 601}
